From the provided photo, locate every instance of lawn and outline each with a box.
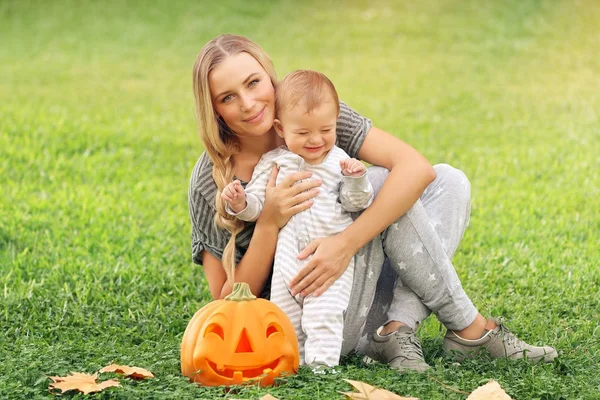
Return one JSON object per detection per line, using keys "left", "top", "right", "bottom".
{"left": 1, "top": 0, "right": 599, "bottom": 398}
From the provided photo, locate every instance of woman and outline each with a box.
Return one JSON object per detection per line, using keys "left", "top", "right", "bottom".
{"left": 188, "top": 34, "right": 557, "bottom": 372}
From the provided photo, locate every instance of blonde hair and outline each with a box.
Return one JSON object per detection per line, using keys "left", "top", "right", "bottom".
{"left": 193, "top": 34, "right": 277, "bottom": 286}
{"left": 275, "top": 70, "right": 340, "bottom": 117}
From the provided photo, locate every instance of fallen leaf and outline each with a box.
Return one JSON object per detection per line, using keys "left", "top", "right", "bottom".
{"left": 48, "top": 372, "right": 120, "bottom": 395}
{"left": 340, "top": 379, "right": 419, "bottom": 400}
{"left": 99, "top": 363, "right": 154, "bottom": 379}
{"left": 467, "top": 380, "right": 513, "bottom": 400}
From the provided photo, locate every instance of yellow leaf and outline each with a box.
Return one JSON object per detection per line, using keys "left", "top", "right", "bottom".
{"left": 99, "top": 363, "right": 155, "bottom": 379}
{"left": 48, "top": 372, "right": 120, "bottom": 395}
{"left": 340, "top": 379, "right": 419, "bottom": 400}
{"left": 467, "top": 380, "right": 513, "bottom": 400}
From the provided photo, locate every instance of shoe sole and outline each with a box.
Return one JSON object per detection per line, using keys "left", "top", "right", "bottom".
{"left": 444, "top": 344, "right": 559, "bottom": 363}
{"left": 362, "top": 354, "right": 430, "bottom": 373}
{"left": 530, "top": 348, "right": 558, "bottom": 363}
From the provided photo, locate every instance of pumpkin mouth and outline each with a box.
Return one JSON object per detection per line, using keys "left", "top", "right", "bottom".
{"left": 206, "top": 357, "right": 282, "bottom": 380}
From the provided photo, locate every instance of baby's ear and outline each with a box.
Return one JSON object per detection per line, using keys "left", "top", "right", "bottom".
{"left": 273, "top": 119, "right": 285, "bottom": 138}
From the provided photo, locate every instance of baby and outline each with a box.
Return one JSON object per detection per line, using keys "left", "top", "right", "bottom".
{"left": 222, "top": 70, "right": 374, "bottom": 368}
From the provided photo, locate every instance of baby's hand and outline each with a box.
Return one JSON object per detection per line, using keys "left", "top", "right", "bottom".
{"left": 221, "top": 180, "right": 247, "bottom": 212}
{"left": 340, "top": 158, "right": 366, "bottom": 177}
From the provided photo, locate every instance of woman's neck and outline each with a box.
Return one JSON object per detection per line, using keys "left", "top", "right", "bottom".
{"left": 237, "top": 129, "right": 283, "bottom": 157}
{"left": 233, "top": 129, "right": 284, "bottom": 181}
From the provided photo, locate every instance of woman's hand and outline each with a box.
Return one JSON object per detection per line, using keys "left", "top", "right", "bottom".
{"left": 289, "top": 234, "right": 354, "bottom": 297}
{"left": 258, "top": 166, "right": 322, "bottom": 229}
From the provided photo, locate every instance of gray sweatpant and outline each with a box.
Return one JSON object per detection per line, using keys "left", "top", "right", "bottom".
{"left": 342, "top": 164, "right": 478, "bottom": 355}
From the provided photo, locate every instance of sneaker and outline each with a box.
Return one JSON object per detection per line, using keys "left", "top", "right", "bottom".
{"left": 363, "top": 325, "right": 431, "bottom": 373}
{"left": 443, "top": 317, "right": 558, "bottom": 363}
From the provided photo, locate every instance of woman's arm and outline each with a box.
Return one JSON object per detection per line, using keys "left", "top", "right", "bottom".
{"left": 290, "top": 126, "right": 436, "bottom": 297}
{"left": 203, "top": 168, "right": 322, "bottom": 299}
{"left": 202, "top": 216, "right": 279, "bottom": 299}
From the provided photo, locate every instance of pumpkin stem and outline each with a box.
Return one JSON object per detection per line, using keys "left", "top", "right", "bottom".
{"left": 225, "top": 282, "right": 257, "bottom": 302}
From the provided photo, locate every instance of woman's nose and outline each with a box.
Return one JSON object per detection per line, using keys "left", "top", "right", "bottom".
{"left": 239, "top": 92, "right": 255, "bottom": 111}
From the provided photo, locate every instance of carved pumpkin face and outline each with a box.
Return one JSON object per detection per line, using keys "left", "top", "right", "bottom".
{"left": 181, "top": 283, "right": 299, "bottom": 387}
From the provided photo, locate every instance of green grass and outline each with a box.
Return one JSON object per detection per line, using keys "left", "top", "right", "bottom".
{"left": 1, "top": 0, "right": 599, "bottom": 398}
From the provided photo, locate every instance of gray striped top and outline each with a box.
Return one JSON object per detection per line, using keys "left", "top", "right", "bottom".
{"left": 229, "top": 145, "right": 373, "bottom": 226}
{"left": 188, "top": 102, "right": 372, "bottom": 266}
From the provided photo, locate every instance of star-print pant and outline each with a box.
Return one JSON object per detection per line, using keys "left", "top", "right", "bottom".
{"left": 340, "top": 164, "right": 478, "bottom": 355}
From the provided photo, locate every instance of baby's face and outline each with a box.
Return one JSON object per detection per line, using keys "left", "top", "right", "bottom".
{"left": 277, "top": 100, "right": 338, "bottom": 165}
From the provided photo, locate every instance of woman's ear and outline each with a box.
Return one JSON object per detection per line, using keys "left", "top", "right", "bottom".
{"left": 273, "top": 119, "right": 285, "bottom": 138}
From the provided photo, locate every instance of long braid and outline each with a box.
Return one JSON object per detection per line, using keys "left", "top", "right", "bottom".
{"left": 200, "top": 99, "right": 243, "bottom": 287}
{"left": 211, "top": 150, "right": 244, "bottom": 287}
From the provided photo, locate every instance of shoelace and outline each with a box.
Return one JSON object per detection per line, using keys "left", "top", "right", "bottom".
{"left": 494, "top": 317, "right": 523, "bottom": 351}
{"left": 394, "top": 332, "right": 425, "bottom": 359}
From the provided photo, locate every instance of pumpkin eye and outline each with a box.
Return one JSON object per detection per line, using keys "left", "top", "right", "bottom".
{"left": 204, "top": 323, "right": 225, "bottom": 339}
{"left": 266, "top": 323, "right": 282, "bottom": 338}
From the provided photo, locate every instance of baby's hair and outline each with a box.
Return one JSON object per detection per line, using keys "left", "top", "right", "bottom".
{"left": 275, "top": 70, "right": 340, "bottom": 118}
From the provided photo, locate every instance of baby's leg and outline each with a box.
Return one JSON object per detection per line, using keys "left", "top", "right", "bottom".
{"left": 270, "top": 233, "right": 306, "bottom": 362}
{"left": 303, "top": 259, "right": 354, "bottom": 367}
{"left": 270, "top": 267, "right": 305, "bottom": 363}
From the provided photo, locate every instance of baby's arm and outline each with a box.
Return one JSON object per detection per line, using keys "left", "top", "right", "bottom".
{"left": 339, "top": 158, "right": 374, "bottom": 212}
{"left": 221, "top": 180, "right": 247, "bottom": 213}
{"left": 223, "top": 180, "right": 263, "bottom": 222}
{"left": 228, "top": 155, "right": 277, "bottom": 222}
{"left": 340, "top": 158, "right": 366, "bottom": 178}
{"left": 223, "top": 180, "right": 260, "bottom": 221}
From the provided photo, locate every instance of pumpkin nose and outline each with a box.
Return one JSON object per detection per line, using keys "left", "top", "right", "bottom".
{"left": 235, "top": 328, "right": 254, "bottom": 353}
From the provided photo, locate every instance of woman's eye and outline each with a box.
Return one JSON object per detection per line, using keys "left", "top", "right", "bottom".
{"left": 322, "top": 129, "right": 332, "bottom": 133}
{"left": 248, "top": 79, "right": 259, "bottom": 87}
{"left": 222, "top": 94, "right": 233, "bottom": 103}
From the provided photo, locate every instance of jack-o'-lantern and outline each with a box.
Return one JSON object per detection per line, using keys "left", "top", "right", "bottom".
{"left": 181, "top": 282, "right": 299, "bottom": 387}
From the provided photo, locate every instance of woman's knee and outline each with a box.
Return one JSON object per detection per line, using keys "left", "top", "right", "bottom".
{"left": 369, "top": 163, "right": 470, "bottom": 201}
{"left": 433, "top": 164, "right": 470, "bottom": 188}
{"left": 366, "top": 166, "right": 389, "bottom": 197}
{"left": 432, "top": 164, "right": 471, "bottom": 199}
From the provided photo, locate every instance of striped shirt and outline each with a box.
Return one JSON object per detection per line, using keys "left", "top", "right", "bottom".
{"left": 229, "top": 144, "right": 373, "bottom": 238}
{"left": 188, "top": 102, "right": 372, "bottom": 266}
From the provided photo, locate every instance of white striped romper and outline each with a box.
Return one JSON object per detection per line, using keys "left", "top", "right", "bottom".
{"left": 228, "top": 145, "right": 374, "bottom": 367}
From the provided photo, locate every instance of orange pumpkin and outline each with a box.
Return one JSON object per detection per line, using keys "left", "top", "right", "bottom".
{"left": 180, "top": 282, "right": 299, "bottom": 387}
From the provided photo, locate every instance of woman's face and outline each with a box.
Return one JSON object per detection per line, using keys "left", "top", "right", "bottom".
{"left": 209, "top": 52, "right": 275, "bottom": 138}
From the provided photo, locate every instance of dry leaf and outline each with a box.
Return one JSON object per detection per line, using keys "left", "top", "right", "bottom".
{"left": 340, "top": 379, "right": 419, "bottom": 400}
{"left": 467, "top": 380, "right": 513, "bottom": 400}
{"left": 99, "top": 363, "right": 154, "bottom": 379}
{"left": 48, "top": 372, "right": 120, "bottom": 395}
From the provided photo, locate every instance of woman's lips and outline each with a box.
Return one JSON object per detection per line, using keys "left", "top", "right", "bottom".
{"left": 244, "top": 107, "right": 265, "bottom": 124}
